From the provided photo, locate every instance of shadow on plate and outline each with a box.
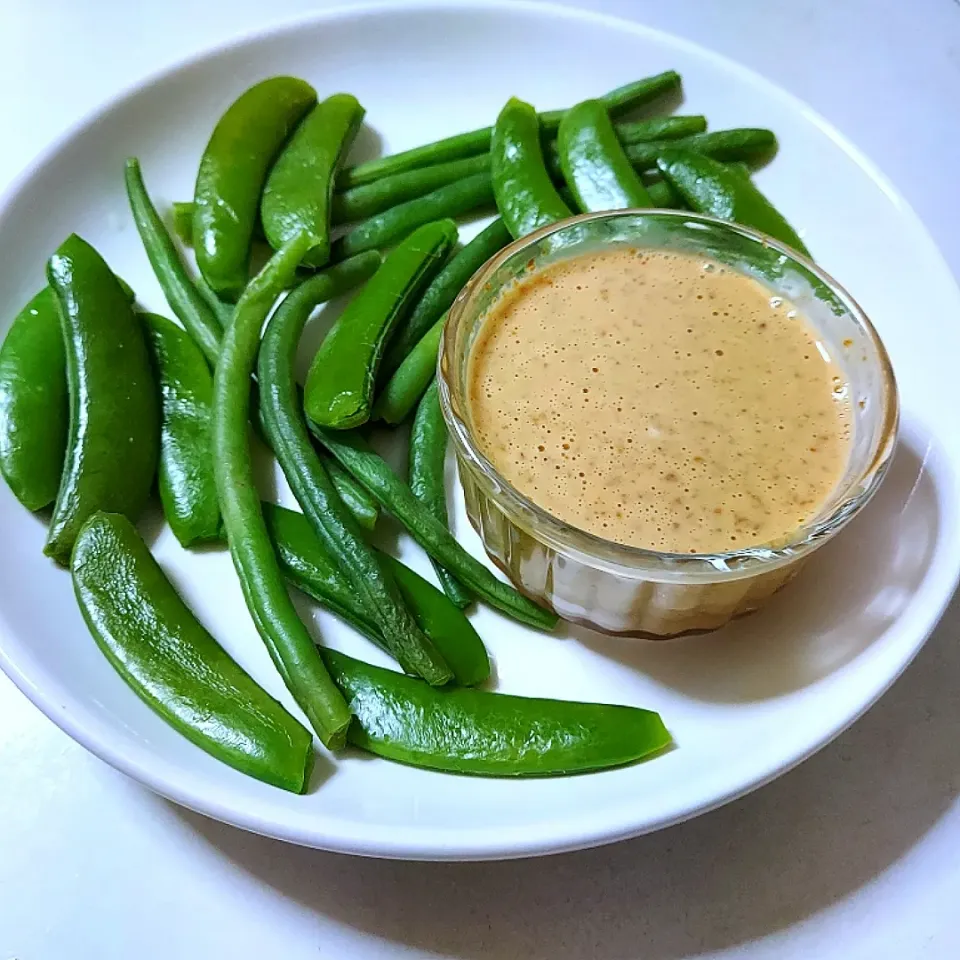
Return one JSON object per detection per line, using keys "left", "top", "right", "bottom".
{"left": 570, "top": 432, "right": 938, "bottom": 702}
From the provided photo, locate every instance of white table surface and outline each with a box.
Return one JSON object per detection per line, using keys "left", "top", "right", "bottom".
{"left": 3, "top": 1, "right": 960, "bottom": 956}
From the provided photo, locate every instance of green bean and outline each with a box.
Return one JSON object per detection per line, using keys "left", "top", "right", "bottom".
{"left": 339, "top": 71, "right": 681, "bottom": 188}
{"left": 374, "top": 313, "right": 444, "bottom": 424}
{"left": 645, "top": 177, "right": 683, "bottom": 209}
{"left": 259, "top": 269, "right": 453, "bottom": 686}
{"left": 125, "top": 158, "right": 223, "bottom": 366}
{"left": 170, "top": 201, "right": 194, "bottom": 246}
{"left": 491, "top": 97, "right": 571, "bottom": 240}
{"left": 331, "top": 175, "right": 490, "bottom": 260}
{"left": 264, "top": 503, "right": 488, "bottom": 687}
{"left": 309, "top": 425, "right": 558, "bottom": 630}
{"left": 306, "top": 220, "right": 456, "bottom": 429}
{"left": 613, "top": 114, "right": 706, "bottom": 146}
{"left": 262, "top": 94, "right": 366, "bottom": 267}
{"left": 409, "top": 379, "right": 471, "bottom": 608}
{"left": 211, "top": 232, "right": 351, "bottom": 749}
{"left": 325, "top": 458, "right": 379, "bottom": 531}
{"left": 194, "top": 272, "right": 234, "bottom": 329}
{"left": 382, "top": 217, "right": 512, "bottom": 376}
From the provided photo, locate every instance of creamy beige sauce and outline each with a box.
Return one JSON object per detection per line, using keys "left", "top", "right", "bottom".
{"left": 467, "top": 247, "right": 851, "bottom": 554}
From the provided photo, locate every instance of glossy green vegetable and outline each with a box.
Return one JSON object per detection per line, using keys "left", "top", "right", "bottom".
{"left": 322, "top": 649, "right": 671, "bottom": 776}
{"left": 264, "top": 503, "right": 488, "bottom": 687}
{"left": 613, "top": 114, "right": 706, "bottom": 145}
{"left": 142, "top": 312, "right": 221, "bottom": 546}
{"left": 409, "top": 379, "right": 471, "bottom": 608}
{"left": 194, "top": 273, "right": 234, "bottom": 329}
{"left": 645, "top": 177, "right": 682, "bottom": 209}
{"left": 211, "top": 233, "right": 351, "bottom": 749}
{"left": 491, "top": 97, "right": 571, "bottom": 240}
{"left": 309, "top": 426, "right": 558, "bottom": 630}
{"left": 193, "top": 77, "right": 317, "bottom": 300}
{"left": 125, "top": 157, "right": 223, "bottom": 366}
{"left": 558, "top": 99, "right": 652, "bottom": 211}
{"left": 656, "top": 149, "right": 810, "bottom": 255}
{"left": 373, "top": 313, "right": 444, "bottom": 424}
{"left": 262, "top": 93, "right": 365, "bottom": 267}
{"left": 382, "top": 217, "right": 512, "bottom": 376}
{"left": 171, "top": 201, "right": 194, "bottom": 246}
{"left": 44, "top": 235, "right": 159, "bottom": 565}
{"left": 331, "top": 176, "right": 488, "bottom": 260}
{"left": 339, "top": 71, "right": 681, "bottom": 188}
{"left": 306, "top": 220, "right": 457, "bottom": 429}
{"left": 260, "top": 268, "right": 452, "bottom": 686}
{"left": 72, "top": 511, "right": 314, "bottom": 793}
{"left": 326, "top": 457, "right": 379, "bottom": 531}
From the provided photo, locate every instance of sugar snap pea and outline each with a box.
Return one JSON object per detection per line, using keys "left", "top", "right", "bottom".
{"left": 656, "top": 149, "right": 810, "bottom": 255}
{"left": 125, "top": 158, "right": 223, "bottom": 366}
{"left": 193, "top": 77, "right": 317, "bottom": 300}
{"left": 263, "top": 503, "right": 488, "bottom": 687}
{"left": 306, "top": 220, "right": 457, "bottom": 429}
{"left": 409, "top": 379, "right": 471, "bottom": 609}
{"left": 339, "top": 71, "right": 681, "bottom": 188}
{"left": 72, "top": 511, "right": 314, "bottom": 792}
{"left": 331, "top": 176, "right": 488, "bottom": 260}
{"left": 321, "top": 649, "right": 670, "bottom": 776}
{"left": 142, "top": 312, "right": 221, "bottom": 546}
{"left": 262, "top": 94, "right": 365, "bottom": 267}
{"left": 212, "top": 232, "right": 351, "bottom": 749}
{"left": 382, "top": 217, "right": 512, "bottom": 376}
{"left": 44, "top": 235, "right": 159, "bottom": 565}
{"left": 558, "top": 99, "right": 653, "bottom": 211}
{"left": 309, "top": 426, "right": 558, "bottom": 630}
{"left": 492, "top": 97, "right": 571, "bottom": 240}
{"left": 373, "top": 313, "right": 444, "bottom": 424}
{"left": 259, "top": 265, "right": 453, "bottom": 686}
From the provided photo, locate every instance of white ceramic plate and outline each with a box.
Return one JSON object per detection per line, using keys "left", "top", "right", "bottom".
{"left": 1, "top": 0, "right": 958, "bottom": 862}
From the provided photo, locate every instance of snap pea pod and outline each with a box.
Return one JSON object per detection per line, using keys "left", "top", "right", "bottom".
{"left": 262, "top": 94, "right": 366, "bottom": 267}
{"left": 339, "top": 71, "right": 681, "bottom": 188}
{"left": 263, "top": 503, "right": 488, "bottom": 687}
{"left": 142, "top": 312, "right": 221, "bottom": 546}
{"left": 558, "top": 99, "right": 653, "bottom": 211}
{"left": 331, "top": 176, "right": 488, "bottom": 260}
{"left": 125, "top": 158, "right": 223, "bottom": 366}
{"left": 212, "top": 233, "right": 351, "bottom": 749}
{"left": 306, "top": 220, "right": 457, "bottom": 429}
{"left": 72, "top": 511, "right": 314, "bottom": 793}
{"left": 321, "top": 649, "right": 671, "bottom": 776}
{"left": 44, "top": 235, "right": 159, "bottom": 565}
{"left": 491, "top": 97, "right": 572, "bottom": 240}
{"left": 382, "top": 217, "right": 512, "bottom": 376}
{"left": 259, "top": 266, "right": 453, "bottom": 686}
{"left": 656, "top": 149, "right": 810, "bottom": 256}
{"left": 409, "top": 379, "right": 471, "bottom": 609}
{"left": 309, "top": 425, "right": 558, "bottom": 631}
{"left": 193, "top": 77, "right": 317, "bottom": 300}
{"left": 373, "top": 313, "right": 445, "bottom": 424}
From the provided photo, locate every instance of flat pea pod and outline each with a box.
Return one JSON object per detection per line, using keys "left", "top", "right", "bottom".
{"left": 72, "top": 511, "right": 314, "bottom": 793}
{"left": 261, "top": 93, "right": 366, "bottom": 267}
{"left": 373, "top": 312, "right": 444, "bottom": 424}
{"left": 212, "top": 232, "right": 351, "bottom": 749}
{"left": 656, "top": 149, "right": 810, "bottom": 256}
{"left": 142, "top": 312, "right": 221, "bottom": 546}
{"left": 491, "top": 97, "right": 572, "bottom": 240}
{"left": 558, "top": 99, "right": 653, "bottom": 212}
{"left": 306, "top": 220, "right": 457, "bottom": 429}
{"left": 125, "top": 158, "right": 224, "bottom": 366}
{"left": 309, "top": 426, "right": 558, "bottom": 631}
{"left": 259, "top": 270, "right": 453, "bottom": 686}
{"left": 263, "top": 503, "right": 488, "bottom": 687}
{"left": 382, "top": 217, "right": 512, "bottom": 377}
{"left": 339, "top": 71, "right": 681, "bottom": 188}
{"left": 322, "top": 649, "right": 671, "bottom": 776}
{"left": 44, "top": 235, "right": 159, "bottom": 565}
{"left": 193, "top": 77, "right": 317, "bottom": 301}
{"left": 409, "top": 379, "right": 471, "bottom": 609}
{"left": 331, "top": 176, "right": 488, "bottom": 260}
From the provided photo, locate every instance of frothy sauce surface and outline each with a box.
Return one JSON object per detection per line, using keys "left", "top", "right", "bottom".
{"left": 467, "top": 247, "right": 851, "bottom": 554}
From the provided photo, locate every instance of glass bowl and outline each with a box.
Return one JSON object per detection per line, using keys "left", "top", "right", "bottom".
{"left": 438, "top": 210, "right": 899, "bottom": 638}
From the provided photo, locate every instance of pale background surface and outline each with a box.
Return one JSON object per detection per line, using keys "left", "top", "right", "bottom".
{"left": 2, "top": 1, "right": 960, "bottom": 957}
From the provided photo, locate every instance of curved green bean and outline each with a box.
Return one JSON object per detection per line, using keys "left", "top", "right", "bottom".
{"left": 374, "top": 312, "right": 444, "bottom": 424}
